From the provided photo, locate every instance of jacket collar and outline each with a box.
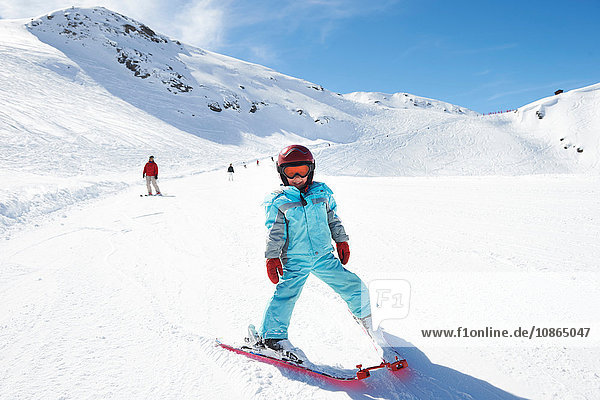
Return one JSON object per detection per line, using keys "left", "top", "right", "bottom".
{"left": 281, "top": 183, "right": 315, "bottom": 198}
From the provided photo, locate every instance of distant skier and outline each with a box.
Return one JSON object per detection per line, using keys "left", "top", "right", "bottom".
{"left": 257, "top": 159, "right": 260, "bottom": 166}
{"left": 258, "top": 144, "right": 372, "bottom": 361}
{"left": 243, "top": 163, "right": 247, "bottom": 168}
{"left": 227, "top": 163, "right": 235, "bottom": 181}
{"left": 143, "top": 155, "right": 161, "bottom": 196}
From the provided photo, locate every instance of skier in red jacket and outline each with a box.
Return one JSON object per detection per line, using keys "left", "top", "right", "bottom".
{"left": 143, "top": 156, "right": 161, "bottom": 196}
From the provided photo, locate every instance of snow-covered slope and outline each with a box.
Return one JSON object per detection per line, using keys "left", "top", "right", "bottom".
{"left": 0, "top": 6, "right": 598, "bottom": 234}
{"left": 514, "top": 83, "right": 600, "bottom": 171}
{"left": 317, "top": 84, "right": 600, "bottom": 176}
{"left": 0, "top": 7, "right": 478, "bottom": 231}
{"left": 24, "top": 7, "right": 365, "bottom": 145}
{"left": 344, "top": 91, "right": 477, "bottom": 116}
{"left": 314, "top": 109, "right": 572, "bottom": 176}
{"left": 1, "top": 165, "right": 599, "bottom": 399}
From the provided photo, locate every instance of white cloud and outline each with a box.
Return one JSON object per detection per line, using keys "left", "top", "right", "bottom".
{"left": 247, "top": 45, "right": 279, "bottom": 65}
{"left": 162, "top": 0, "right": 229, "bottom": 48}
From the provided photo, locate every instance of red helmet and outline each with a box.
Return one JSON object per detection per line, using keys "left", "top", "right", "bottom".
{"left": 277, "top": 145, "right": 314, "bottom": 166}
{"left": 276, "top": 145, "right": 315, "bottom": 186}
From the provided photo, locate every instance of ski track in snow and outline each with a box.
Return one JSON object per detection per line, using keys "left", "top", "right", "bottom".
{"left": 1, "top": 165, "right": 599, "bottom": 399}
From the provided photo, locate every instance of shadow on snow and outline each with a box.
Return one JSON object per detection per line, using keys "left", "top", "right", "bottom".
{"left": 276, "top": 331, "right": 528, "bottom": 400}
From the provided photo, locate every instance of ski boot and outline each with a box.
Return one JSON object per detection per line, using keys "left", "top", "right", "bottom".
{"left": 245, "top": 325, "right": 307, "bottom": 364}
{"left": 353, "top": 315, "right": 407, "bottom": 370}
{"left": 244, "top": 324, "right": 262, "bottom": 347}
{"left": 262, "top": 338, "right": 307, "bottom": 364}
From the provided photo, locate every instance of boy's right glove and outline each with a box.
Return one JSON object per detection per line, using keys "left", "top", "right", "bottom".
{"left": 266, "top": 258, "right": 283, "bottom": 284}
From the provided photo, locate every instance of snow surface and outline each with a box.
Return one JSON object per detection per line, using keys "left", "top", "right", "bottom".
{"left": 2, "top": 166, "right": 599, "bottom": 399}
{"left": 1, "top": 6, "right": 599, "bottom": 400}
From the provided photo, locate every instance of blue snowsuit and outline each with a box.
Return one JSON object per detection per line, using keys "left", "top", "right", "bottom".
{"left": 260, "top": 182, "right": 371, "bottom": 339}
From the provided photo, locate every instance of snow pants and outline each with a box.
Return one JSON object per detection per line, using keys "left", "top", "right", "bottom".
{"left": 260, "top": 252, "right": 371, "bottom": 339}
{"left": 146, "top": 176, "right": 160, "bottom": 194}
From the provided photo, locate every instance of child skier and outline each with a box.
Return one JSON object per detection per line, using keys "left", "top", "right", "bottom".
{"left": 258, "top": 144, "right": 372, "bottom": 361}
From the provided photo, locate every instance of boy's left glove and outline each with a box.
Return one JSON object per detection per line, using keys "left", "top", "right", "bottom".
{"left": 266, "top": 258, "right": 283, "bottom": 284}
{"left": 336, "top": 242, "right": 350, "bottom": 265}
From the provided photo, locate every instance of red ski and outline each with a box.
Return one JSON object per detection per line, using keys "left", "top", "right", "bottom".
{"left": 216, "top": 339, "right": 407, "bottom": 383}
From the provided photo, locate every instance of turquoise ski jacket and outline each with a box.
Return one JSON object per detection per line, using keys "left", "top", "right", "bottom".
{"left": 264, "top": 182, "right": 349, "bottom": 260}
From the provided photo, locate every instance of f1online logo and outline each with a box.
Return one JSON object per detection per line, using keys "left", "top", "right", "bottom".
{"left": 369, "top": 279, "right": 411, "bottom": 329}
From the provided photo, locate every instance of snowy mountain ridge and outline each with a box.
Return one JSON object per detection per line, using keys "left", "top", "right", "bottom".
{"left": 29, "top": 7, "right": 191, "bottom": 93}
{"left": 0, "top": 6, "right": 599, "bottom": 234}
{"left": 27, "top": 7, "right": 475, "bottom": 127}
{"left": 343, "top": 91, "right": 477, "bottom": 116}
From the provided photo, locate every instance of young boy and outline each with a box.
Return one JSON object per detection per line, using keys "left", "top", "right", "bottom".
{"left": 259, "top": 144, "right": 372, "bottom": 361}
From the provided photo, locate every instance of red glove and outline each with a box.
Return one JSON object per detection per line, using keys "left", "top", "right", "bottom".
{"left": 266, "top": 258, "right": 283, "bottom": 284}
{"left": 336, "top": 242, "right": 350, "bottom": 265}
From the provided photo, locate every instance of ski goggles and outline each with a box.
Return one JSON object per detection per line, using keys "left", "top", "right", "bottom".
{"left": 280, "top": 163, "right": 314, "bottom": 179}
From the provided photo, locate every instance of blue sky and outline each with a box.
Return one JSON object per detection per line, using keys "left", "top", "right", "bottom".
{"left": 2, "top": 0, "right": 598, "bottom": 113}
{"left": 214, "top": 0, "right": 600, "bottom": 113}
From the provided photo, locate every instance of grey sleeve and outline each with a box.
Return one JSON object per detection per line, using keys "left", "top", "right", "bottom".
{"left": 265, "top": 208, "right": 287, "bottom": 258}
{"left": 327, "top": 197, "right": 349, "bottom": 243}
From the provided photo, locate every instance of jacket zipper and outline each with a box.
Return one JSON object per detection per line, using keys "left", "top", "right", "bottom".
{"left": 299, "top": 193, "right": 316, "bottom": 255}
